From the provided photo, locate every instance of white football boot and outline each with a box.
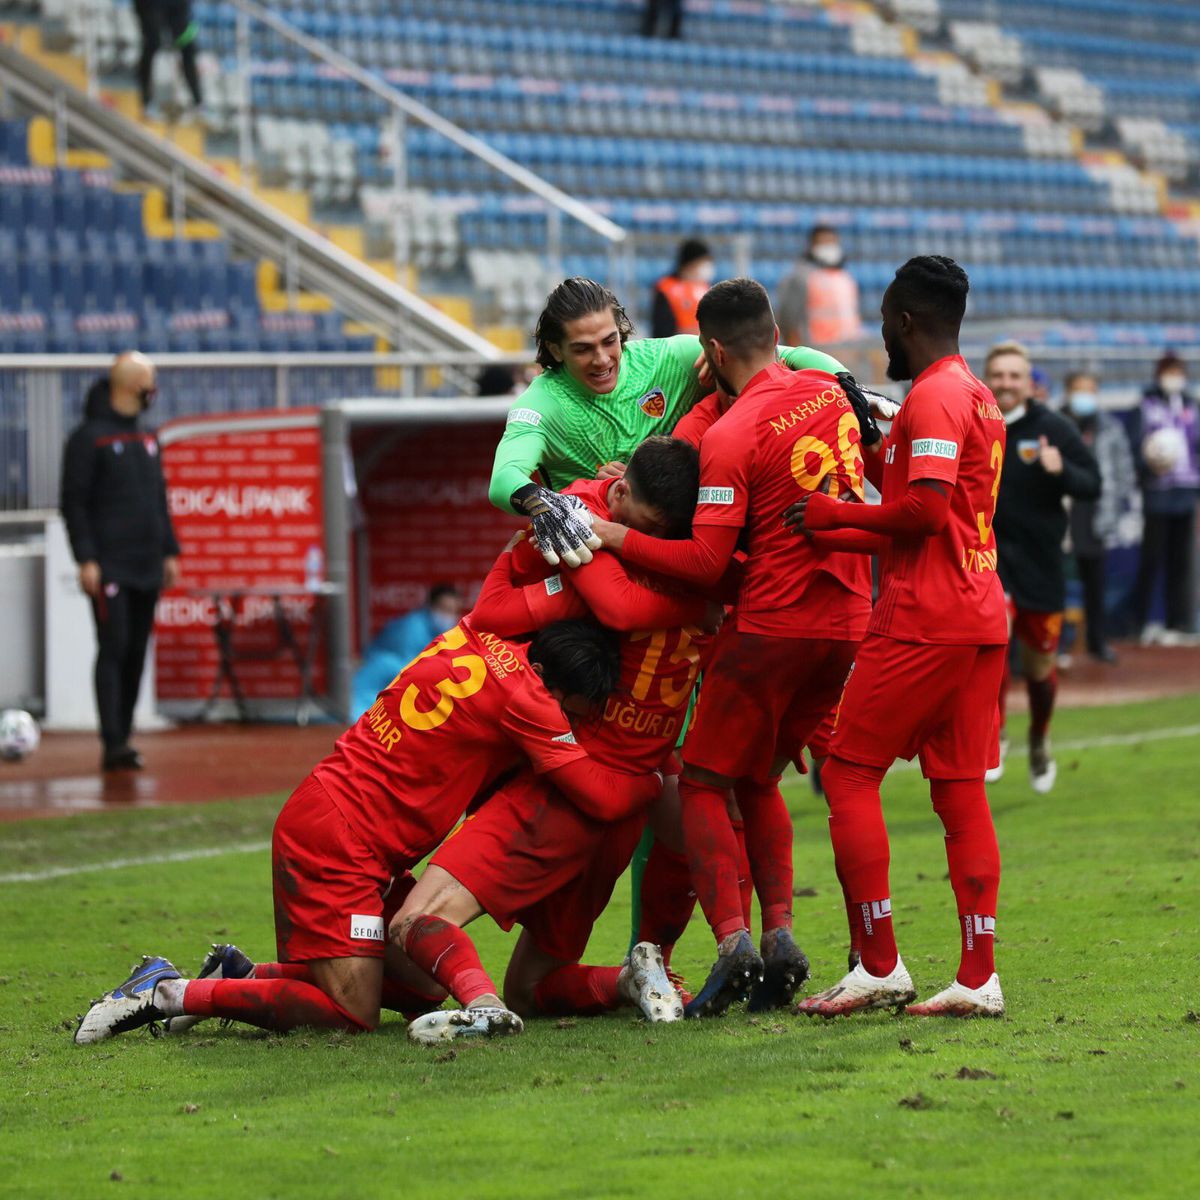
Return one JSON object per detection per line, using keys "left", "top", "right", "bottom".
{"left": 906, "top": 973, "right": 1005, "bottom": 1018}
{"left": 407, "top": 1005, "right": 524, "bottom": 1044}
{"left": 1029, "top": 738, "right": 1057, "bottom": 794}
{"left": 619, "top": 942, "right": 684, "bottom": 1022}
{"left": 984, "top": 732, "right": 1009, "bottom": 785}
{"left": 794, "top": 956, "right": 916, "bottom": 1017}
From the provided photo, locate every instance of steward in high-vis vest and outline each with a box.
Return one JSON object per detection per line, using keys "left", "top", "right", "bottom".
{"left": 650, "top": 238, "right": 715, "bottom": 337}
{"left": 775, "top": 225, "right": 864, "bottom": 349}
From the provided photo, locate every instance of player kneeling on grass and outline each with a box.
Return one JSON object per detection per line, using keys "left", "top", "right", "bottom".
{"left": 73, "top": 618, "right": 642, "bottom": 1043}
{"left": 401, "top": 437, "right": 712, "bottom": 1041}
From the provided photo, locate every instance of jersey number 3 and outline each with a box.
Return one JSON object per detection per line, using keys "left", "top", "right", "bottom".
{"left": 388, "top": 625, "right": 488, "bottom": 733}
{"left": 976, "top": 440, "right": 1003, "bottom": 546}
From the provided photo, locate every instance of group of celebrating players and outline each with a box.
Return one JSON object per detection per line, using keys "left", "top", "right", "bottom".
{"left": 75, "top": 254, "right": 1010, "bottom": 1047}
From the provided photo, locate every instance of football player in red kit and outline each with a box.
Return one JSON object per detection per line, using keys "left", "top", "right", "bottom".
{"left": 74, "top": 617, "right": 646, "bottom": 1043}
{"left": 593, "top": 279, "right": 877, "bottom": 1017}
{"left": 395, "top": 437, "right": 715, "bottom": 1039}
{"left": 787, "top": 255, "right": 1009, "bottom": 1018}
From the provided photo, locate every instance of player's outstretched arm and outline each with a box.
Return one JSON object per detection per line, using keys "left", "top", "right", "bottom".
{"left": 469, "top": 541, "right": 589, "bottom": 636}
{"left": 545, "top": 759, "right": 663, "bottom": 822}
{"left": 568, "top": 550, "right": 708, "bottom": 632}
{"left": 592, "top": 520, "right": 740, "bottom": 589}
{"left": 786, "top": 479, "right": 950, "bottom": 539}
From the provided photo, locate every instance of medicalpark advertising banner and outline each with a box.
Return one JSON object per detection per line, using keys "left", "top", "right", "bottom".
{"left": 153, "top": 406, "right": 518, "bottom": 708}
{"left": 155, "top": 411, "right": 326, "bottom": 703}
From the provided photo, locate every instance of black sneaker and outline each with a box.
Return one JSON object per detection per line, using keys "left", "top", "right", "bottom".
{"left": 102, "top": 745, "right": 142, "bottom": 771}
{"left": 748, "top": 928, "right": 810, "bottom": 1012}
{"left": 683, "top": 930, "right": 763, "bottom": 1018}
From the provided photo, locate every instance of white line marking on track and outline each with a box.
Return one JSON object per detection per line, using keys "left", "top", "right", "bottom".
{"left": 0, "top": 840, "right": 270, "bottom": 885}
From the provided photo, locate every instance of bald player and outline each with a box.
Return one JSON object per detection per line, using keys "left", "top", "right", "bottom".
{"left": 61, "top": 351, "right": 180, "bottom": 771}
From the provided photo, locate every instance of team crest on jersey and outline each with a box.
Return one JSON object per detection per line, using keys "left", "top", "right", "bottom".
{"left": 637, "top": 388, "right": 666, "bottom": 419}
{"left": 1017, "top": 439, "right": 1040, "bottom": 464}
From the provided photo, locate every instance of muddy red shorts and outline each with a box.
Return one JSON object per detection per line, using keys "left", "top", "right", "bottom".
{"left": 271, "top": 775, "right": 401, "bottom": 963}
{"left": 683, "top": 627, "right": 859, "bottom": 782}
{"left": 830, "top": 633, "right": 1006, "bottom": 780}
{"left": 430, "top": 769, "right": 645, "bottom": 961}
{"left": 1007, "top": 597, "right": 1063, "bottom": 654}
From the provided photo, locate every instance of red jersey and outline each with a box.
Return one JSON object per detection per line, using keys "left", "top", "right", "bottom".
{"left": 693, "top": 364, "right": 872, "bottom": 639}
{"left": 560, "top": 478, "right": 707, "bottom": 773}
{"left": 672, "top": 391, "right": 729, "bottom": 448}
{"left": 313, "top": 622, "right": 586, "bottom": 870}
{"left": 870, "top": 355, "right": 1008, "bottom": 645}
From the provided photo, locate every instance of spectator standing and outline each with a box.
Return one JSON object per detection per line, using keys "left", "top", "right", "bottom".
{"left": 60, "top": 352, "right": 180, "bottom": 771}
{"left": 775, "top": 224, "right": 864, "bottom": 349}
{"left": 649, "top": 238, "right": 714, "bottom": 338}
{"left": 135, "top": 0, "right": 203, "bottom": 120}
{"left": 1128, "top": 352, "right": 1200, "bottom": 643}
{"left": 1062, "top": 371, "right": 1140, "bottom": 664}
{"left": 985, "top": 342, "right": 1100, "bottom": 793}
{"left": 351, "top": 585, "right": 464, "bottom": 719}
{"left": 641, "top": 0, "right": 683, "bottom": 39}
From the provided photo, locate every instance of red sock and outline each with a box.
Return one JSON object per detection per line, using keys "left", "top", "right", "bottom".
{"left": 252, "top": 962, "right": 311, "bottom": 980}
{"left": 930, "top": 778, "right": 1000, "bottom": 988}
{"left": 729, "top": 819, "right": 755, "bottom": 930}
{"left": 532, "top": 965, "right": 623, "bottom": 1016}
{"left": 822, "top": 757, "right": 896, "bottom": 977}
{"left": 734, "top": 778, "right": 793, "bottom": 933}
{"left": 637, "top": 840, "right": 696, "bottom": 966}
{"left": 182, "top": 977, "right": 368, "bottom": 1032}
{"left": 1027, "top": 670, "right": 1057, "bottom": 741}
{"left": 679, "top": 776, "right": 744, "bottom": 943}
{"left": 402, "top": 915, "right": 496, "bottom": 1007}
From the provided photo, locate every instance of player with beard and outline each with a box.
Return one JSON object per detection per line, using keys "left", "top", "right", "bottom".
{"left": 591, "top": 279, "right": 878, "bottom": 1016}
{"left": 787, "top": 256, "right": 1010, "bottom": 1018}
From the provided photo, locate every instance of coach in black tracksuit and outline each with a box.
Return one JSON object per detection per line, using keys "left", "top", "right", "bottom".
{"left": 61, "top": 352, "right": 180, "bottom": 771}
{"left": 985, "top": 342, "right": 1100, "bottom": 793}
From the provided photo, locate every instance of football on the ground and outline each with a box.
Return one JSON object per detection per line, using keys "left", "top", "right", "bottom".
{"left": 0, "top": 709, "right": 41, "bottom": 761}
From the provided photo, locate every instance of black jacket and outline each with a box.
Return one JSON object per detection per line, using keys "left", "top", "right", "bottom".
{"left": 994, "top": 401, "right": 1101, "bottom": 612}
{"left": 60, "top": 379, "right": 180, "bottom": 590}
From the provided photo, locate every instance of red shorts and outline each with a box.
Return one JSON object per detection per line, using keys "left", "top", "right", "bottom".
{"left": 683, "top": 627, "right": 859, "bottom": 783}
{"left": 830, "top": 634, "right": 1006, "bottom": 780}
{"left": 430, "top": 770, "right": 645, "bottom": 962}
{"left": 272, "top": 775, "right": 402, "bottom": 963}
{"left": 1007, "top": 598, "right": 1063, "bottom": 654}
{"left": 805, "top": 700, "right": 842, "bottom": 762}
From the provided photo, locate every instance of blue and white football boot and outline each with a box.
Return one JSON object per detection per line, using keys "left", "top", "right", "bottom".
{"left": 74, "top": 955, "right": 181, "bottom": 1044}
{"left": 683, "top": 929, "right": 763, "bottom": 1019}
{"left": 162, "top": 943, "right": 256, "bottom": 1034}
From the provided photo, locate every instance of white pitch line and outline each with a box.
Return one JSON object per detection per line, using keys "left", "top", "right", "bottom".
{"left": 0, "top": 840, "right": 270, "bottom": 885}
{"left": 3, "top": 723, "right": 1198, "bottom": 884}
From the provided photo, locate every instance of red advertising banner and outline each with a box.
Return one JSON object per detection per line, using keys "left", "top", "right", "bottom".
{"left": 356, "top": 420, "right": 521, "bottom": 643}
{"left": 155, "top": 413, "right": 326, "bottom": 702}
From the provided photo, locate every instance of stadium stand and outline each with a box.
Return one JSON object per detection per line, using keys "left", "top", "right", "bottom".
{"left": 0, "top": 0, "right": 1197, "bottom": 373}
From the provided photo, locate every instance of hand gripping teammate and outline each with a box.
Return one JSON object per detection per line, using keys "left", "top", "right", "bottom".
{"left": 592, "top": 279, "right": 878, "bottom": 1016}
{"left": 786, "top": 256, "right": 1009, "bottom": 1018}
{"left": 73, "top": 617, "right": 648, "bottom": 1042}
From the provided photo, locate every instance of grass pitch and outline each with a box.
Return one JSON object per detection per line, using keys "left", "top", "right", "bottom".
{"left": 2, "top": 695, "right": 1198, "bottom": 1199}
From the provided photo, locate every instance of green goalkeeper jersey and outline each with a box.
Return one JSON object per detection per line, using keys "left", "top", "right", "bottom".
{"left": 488, "top": 335, "right": 846, "bottom": 510}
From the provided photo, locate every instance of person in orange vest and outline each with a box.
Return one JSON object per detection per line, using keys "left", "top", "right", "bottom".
{"left": 776, "top": 225, "right": 864, "bottom": 349}
{"left": 649, "top": 238, "right": 715, "bottom": 337}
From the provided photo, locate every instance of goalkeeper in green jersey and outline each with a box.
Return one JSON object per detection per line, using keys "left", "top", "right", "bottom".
{"left": 490, "top": 276, "right": 847, "bottom": 566}
{"left": 488, "top": 275, "right": 853, "bottom": 965}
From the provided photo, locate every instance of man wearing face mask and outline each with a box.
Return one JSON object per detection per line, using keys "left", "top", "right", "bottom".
{"left": 1128, "top": 352, "right": 1200, "bottom": 644}
{"left": 985, "top": 342, "right": 1100, "bottom": 793}
{"left": 350, "top": 584, "right": 464, "bottom": 719}
{"left": 1062, "top": 372, "right": 1140, "bottom": 665}
{"left": 61, "top": 351, "right": 180, "bottom": 771}
{"left": 775, "top": 224, "right": 864, "bottom": 350}
{"left": 649, "top": 238, "right": 716, "bottom": 339}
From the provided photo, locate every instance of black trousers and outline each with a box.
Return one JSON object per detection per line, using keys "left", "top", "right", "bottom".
{"left": 1075, "top": 553, "right": 1107, "bottom": 654}
{"left": 91, "top": 584, "right": 159, "bottom": 750}
{"left": 1133, "top": 508, "right": 1197, "bottom": 633}
{"left": 642, "top": 0, "right": 683, "bottom": 37}
{"left": 134, "top": 0, "right": 202, "bottom": 106}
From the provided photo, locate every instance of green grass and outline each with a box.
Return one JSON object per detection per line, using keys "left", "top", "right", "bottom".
{"left": 2, "top": 696, "right": 1198, "bottom": 1199}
